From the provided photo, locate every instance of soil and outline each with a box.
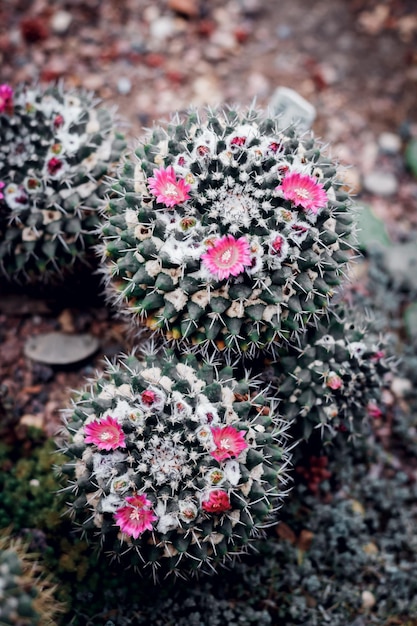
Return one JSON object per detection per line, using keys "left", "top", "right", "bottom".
{"left": 1, "top": 0, "right": 417, "bottom": 437}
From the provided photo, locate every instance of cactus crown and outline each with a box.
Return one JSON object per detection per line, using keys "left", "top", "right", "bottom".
{"left": 101, "top": 106, "right": 355, "bottom": 357}
{"left": 0, "top": 83, "right": 126, "bottom": 283}
{"left": 60, "top": 349, "right": 291, "bottom": 579}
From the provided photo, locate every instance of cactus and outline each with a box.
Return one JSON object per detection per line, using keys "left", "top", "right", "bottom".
{"left": 59, "top": 349, "right": 292, "bottom": 579}
{"left": 100, "top": 106, "right": 355, "bottom": 357}
{"left": 0, "top": 83, "right": 126, "bottom": 283}
{"left": 266, "top": 305, "right": 390, "bottom": 442}
{"left": 0, "top": 531, "right": 62, "bottom": 626}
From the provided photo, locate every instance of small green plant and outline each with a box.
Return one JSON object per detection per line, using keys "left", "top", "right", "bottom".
{"left": 0, "top": 530, "right": 63, "bottom": 626}
{"left": 0, "top": 384, "right": 18, "bottom": 435}
{"left": 0, "top": 82, "right": 126, "bottom": 283}
{"left": 100, "top": 106, "right": 354, "bottom": 357}
{"left": 59, "top": 350, "right": 291, "bottom": 579}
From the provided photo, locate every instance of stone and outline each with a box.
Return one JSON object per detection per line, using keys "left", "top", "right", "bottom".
{"left": 149, "top": 16, "right": 176, "bottom": 40}
{"left": 24, "top": 332, "right": 100, "bottom": 365}
{"left": 117, "top": 77, "right": 132, "bottom": 95}
{"left": 378, "top": 132, "right": 402, "bottom": 154}
{"left": 361, "top": 590, "right": 376, "bottom": 610}
{"left": 51, "top": 10, "right": 73, "bottom": 35}
{"left": 269, "top": 86, "right": 316, "bottom": 131}
{"left": 363, "top": 170, "right": 398, "bottom": 196}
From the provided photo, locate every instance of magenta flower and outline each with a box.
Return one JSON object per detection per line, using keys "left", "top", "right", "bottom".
{"left": 201, "top": 235, "right": 252, "bottom": 281}
{"left": 0, "top": 84, "right": 13, "bottom": 113}
{"left": 148, "top": 165, "right": 191, "bottom": 208}
{"left": 210, "top": 425, "right": 248, "bottom": 462}
{"left": 114, "top": 494, "right": 157, "bottom": 539}
{"left": 277, "top": 171, "right": 328, "bottom": 214}
{"left": 202, "top": 489, "right": 232, "bottom": 514}
{"left": 326, "top": 372, "right": 343, "bottom": 390}
{"left": 0, "top": 182, "right": 4, "bottom": 200}
{"left": 47, "top": 157, "right": 65, "bottom": 177}
{"left": 84, "top": 415, "right": 126, "bottom": 450}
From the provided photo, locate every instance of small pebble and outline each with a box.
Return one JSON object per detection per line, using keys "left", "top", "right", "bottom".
{"left": 363, "top": 170, "right": 398, "bottom": 196}
{"left": 117, "top": 77, "right": 132, "bottom": 95}
{"left": 361, "top": 590, "right": 376, "bottom": 610}
{"left": 51, "top": 10, "right": 73, "bottom": 35}
{"left": 378, "top": 132, "right": 402, "bottom": 155}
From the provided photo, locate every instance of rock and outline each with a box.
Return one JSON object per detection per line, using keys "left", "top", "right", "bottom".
{"left": 363, "top": 170, "right": 398, "bottom": 196}
{"left": 117, "top": 77, "right": 132, "bottom": 95}
{"left": 149, "top": 16, "right": 176, "bottom": 40}
{"left": 24, "top": 332, "right": 100, "bottom": 365}
{"left": 361, "top": 590, "right": 376, "bottom": 610}
{"left": 378, "top": 132, "right": 402, "bottom": 155}
{"left": 168, "top": 0, "right": 199, "bottom": 18}
{"left": 58, "top": 309, "right": 76, "bottom": 333}
{"left": 20, "top": 413, "right": 44, "bottom": 429}
{"left": 51, "top": 10, "right": 73, "bottom": 35}
{"left": 269, "top": 86, "right": 316, "bottom": 131}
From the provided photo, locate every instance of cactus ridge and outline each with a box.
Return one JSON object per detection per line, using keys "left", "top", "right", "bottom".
{"left": 59, "top": 349, "right": 292, "bottom": 579}
{"left": 100, "top": 106, "right": 355, "bottom": 357}
{"left": 0, "top": 83, "right": 126, "bottom": 283}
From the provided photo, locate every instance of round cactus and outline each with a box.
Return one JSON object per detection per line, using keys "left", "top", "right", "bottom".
{"left": 100, "top": 106, "right": 355, "bottom": 357}
{"left": 266, "top": 305, "right": 390, "bottom": 441}
{"left": 0, "top": 531, "right": 61, "bottom": 626}
{"left": 59, "top": 350, "right": 291, "bottom": 579}
{"left": 0, "top": 83, "right": 126, "bottom": 283}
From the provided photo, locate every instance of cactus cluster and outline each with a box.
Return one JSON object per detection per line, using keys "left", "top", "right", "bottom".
{"left": 0, "top": 83, "right": 126, "bottom": 283}
{"left": 266, "top": 305, "right": 390, "bottom": 441}
{"left": 0, "top": 531, "right": 60, "bottom": 626}
{"left": 101, "top": 106, "right": 355, "bottom": 357}
{"left": 60, "top": 351, "right": 291, "bottom": 578}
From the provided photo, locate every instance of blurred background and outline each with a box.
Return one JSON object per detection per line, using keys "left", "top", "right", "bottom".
{"left": 1, "top": 0, "right": 417, "bottom": 233}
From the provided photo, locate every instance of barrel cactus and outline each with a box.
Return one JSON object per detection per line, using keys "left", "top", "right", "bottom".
{"left": 0, "top": 83, "right": 126, "bottom": 283}
{"left": 59, "top": 350, "right": 291, "bottom": 579}
{"left": 100, "top": 106, "right": 355, "bottom": 357}
{"left": 0, "top": 531, "right": 61, "bottom": 626}
{"left": 266, "top": 305, "right": 390, "bottom": 441}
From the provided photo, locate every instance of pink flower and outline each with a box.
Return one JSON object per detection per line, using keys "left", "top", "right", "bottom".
{"left": 367, "top": 403, "right": 383, "bottom": 419}
{"left": 115, "top": 494, "right": 157, "bottom": 539}
{"left": 202, "top": 489, "right": 232, "bottom": 514}
{"left": 326, "top": 372, "right": 343, "bottom": 390}
{"left": 210, "top": 425, "right": 248, "bottom": 462}
{"left": 47, "top": 157, "right": 64, "bottom": 177}
{"left": 84, "top": 415, "right": 126, "bottom": 450}
{"left": 201, "top": 235, "right": 252, "bottom": 281}
{"left": 141, "top": 389, "right": 157, "bottom": 406}
{"left": 277, "top": 171, "right": 328, "bottom": 214}
{"left": 0, "top": 182, "right": 4, "bottom": 201}
{"left": 148, "top": 165, "right": 191, "bottom": 208}
{"left": 0, "top": 84, "right": 13, "bottom": 113}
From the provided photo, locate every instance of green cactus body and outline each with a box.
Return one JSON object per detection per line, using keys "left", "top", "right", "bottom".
{"left": 0, "top": 532, "right": 60, "bottom": 626}
{"left": 267, "top": 305, "right": 390, "bottom": 441}
{"left": 59, "top": 350, "right": 291, "bottom": 579}
{"left": 101, "top": 107, "right": 355, "bottom": 357}
{"left": 0, "top": 83, "right": 126, "bottom": 283}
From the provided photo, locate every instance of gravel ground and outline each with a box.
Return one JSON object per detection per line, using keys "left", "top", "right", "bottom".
{"left": 1, "top": 0, "right": 417, "bottom": 434}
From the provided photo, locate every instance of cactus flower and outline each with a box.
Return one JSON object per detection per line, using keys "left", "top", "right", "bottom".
{"left": 277, "top": 171, "right": 328, "bottom": 214}
{"left": 0, "top": 84, "right": 13, "bottom": 113}
{"left": 202, "top": 489, "right": 232, "bottom": 513}
{"left": 148, "top": 165, "right": 191, "bottom": 208}
{"left": 201, "top": 235, "right": 252, "bottom": 281}
{"left": 84, "top": 415, "right": 126, "bottom": 450}
{"left": 115, "top": 494, "right": 157, "bottom": 539}
{"left": 210, "top": 425, "right": 248, "bottom": 462}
